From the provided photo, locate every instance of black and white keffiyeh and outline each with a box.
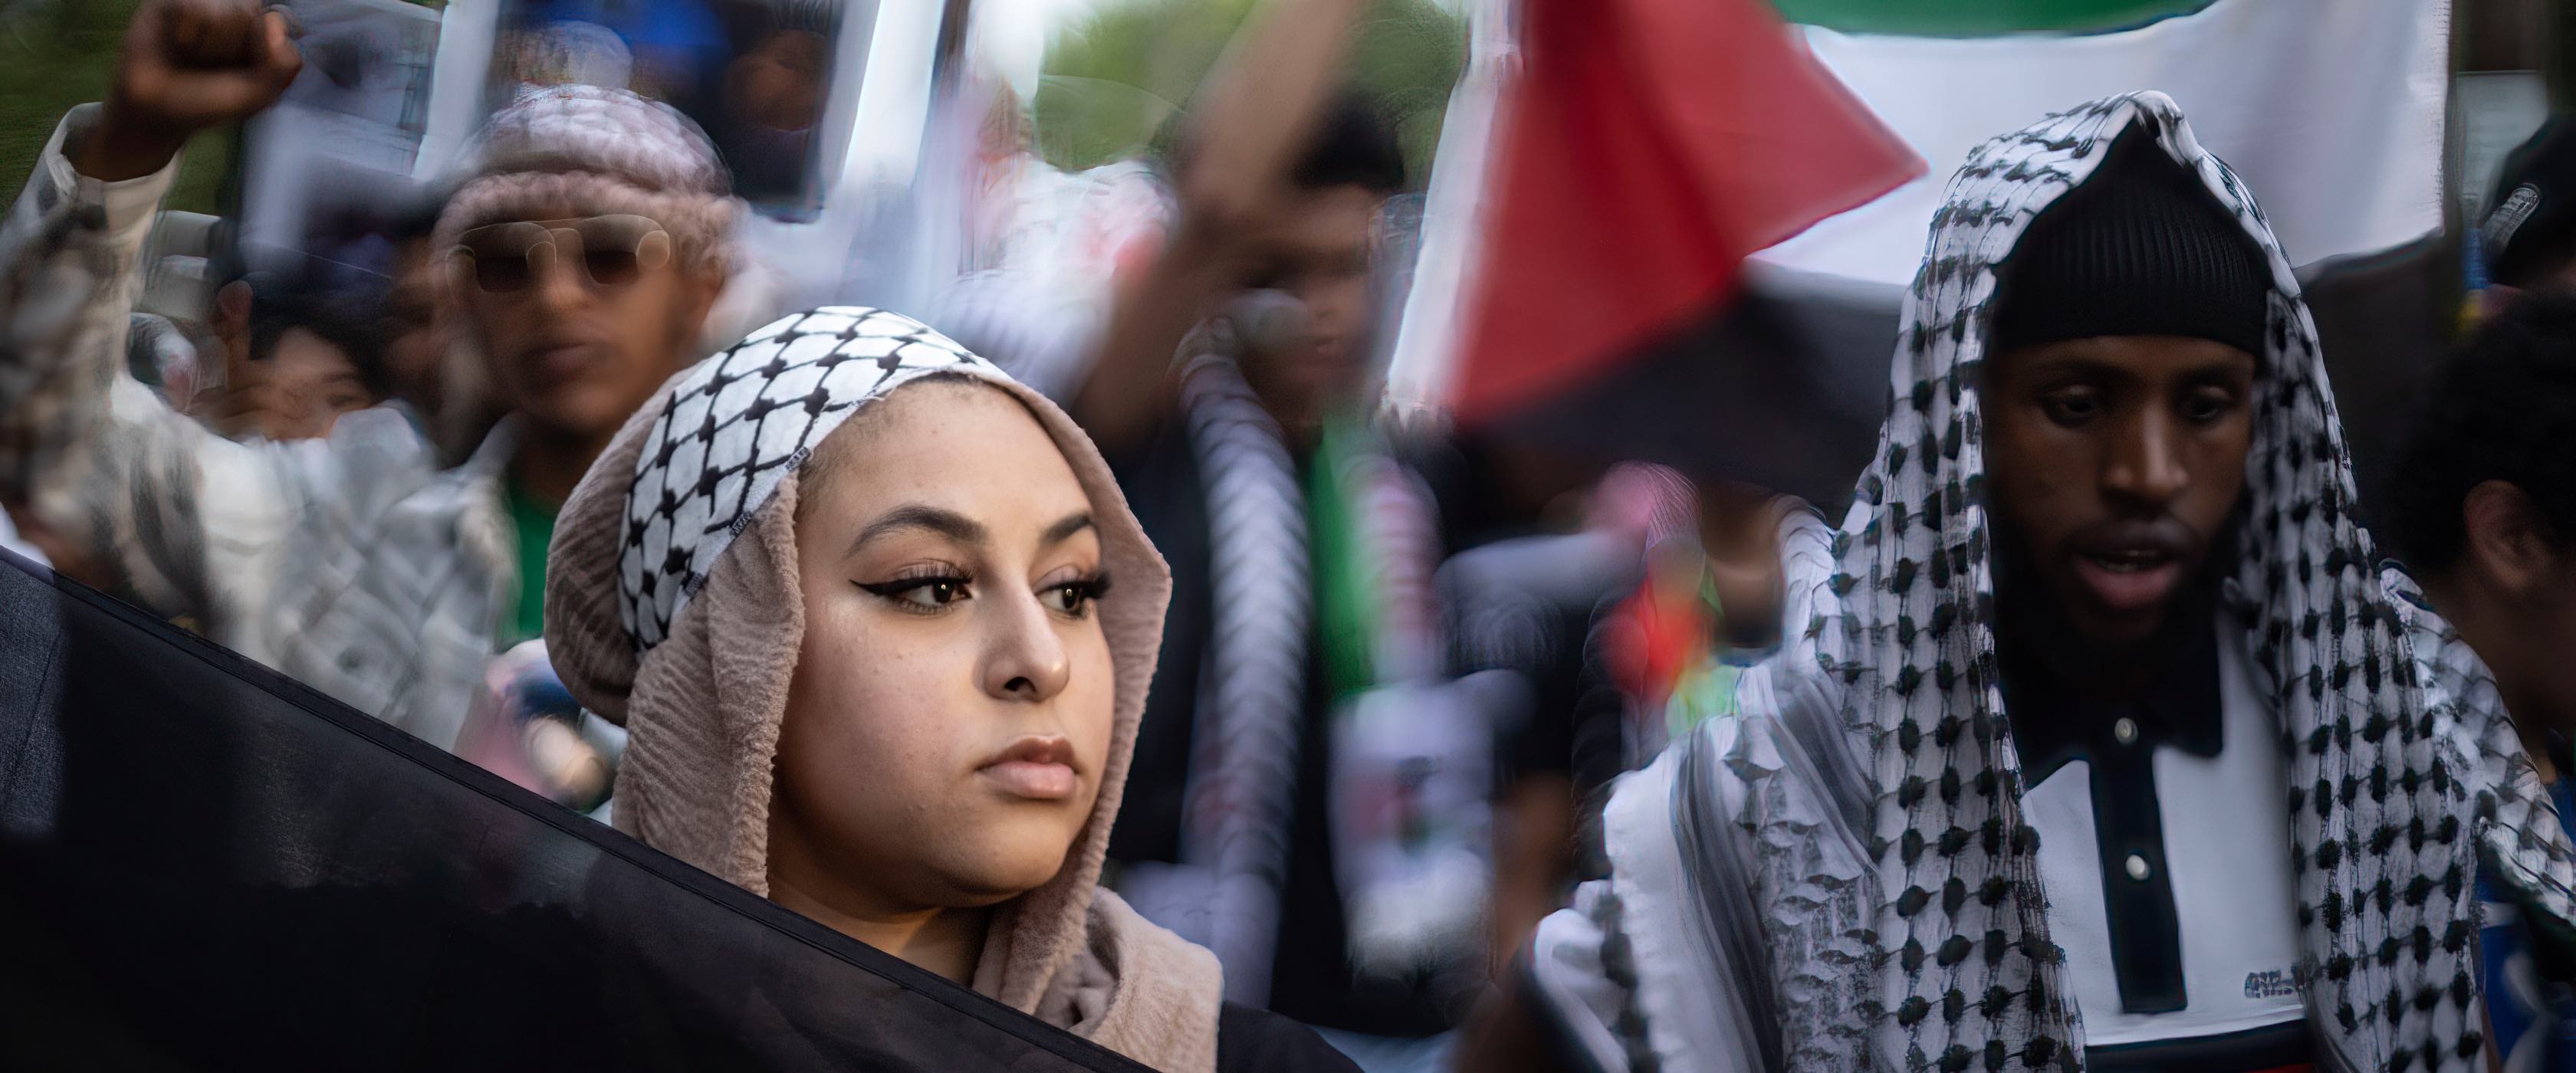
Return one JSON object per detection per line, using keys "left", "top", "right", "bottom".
{"left": 618, "top": 307, "right": 999, "bottom": 653}
{"left": 2387, "top": 567, "right": 2576, "bottom": 950}
{"left": 1579, "top": 93, "right": 2486, "bottom": 1073}
{"left": 1145, "top": 350, "right": 1315, "bottom": 1006}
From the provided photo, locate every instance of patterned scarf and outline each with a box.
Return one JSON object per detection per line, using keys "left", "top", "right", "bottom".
{"left": 1143, "top": 346, "right": 1474, "bottom": 1004}
{"left": 1162, "top": 351, "right": 1313, "bottom": 1006}
{"left": 1724, "top": 93, "right": 2481, "bottom": 1071}
{"left": 616, "top": 308, "right": 996, "bottom": 651}
{"left": 2389, "top": 568, "right": 2576, "bottom": 960}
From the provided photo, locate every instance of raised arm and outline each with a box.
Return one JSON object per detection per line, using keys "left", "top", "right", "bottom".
{"left": 0, "top": 0, "right": 306, "bottom": 622}
{"left": 1069, "top": 0, "right": 1373, "bottom": 452}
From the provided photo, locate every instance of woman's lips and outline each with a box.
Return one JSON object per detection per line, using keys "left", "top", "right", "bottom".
{"left": 981, "top": 760, "right": 1079, "bottom": 799}
{"left": 978, "top": 737, "right": 1079, "bottom": 800}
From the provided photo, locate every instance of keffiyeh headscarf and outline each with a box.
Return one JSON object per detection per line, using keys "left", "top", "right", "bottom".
{"left": 1609, "top": 94, "right": 2483, "bottom": 1071}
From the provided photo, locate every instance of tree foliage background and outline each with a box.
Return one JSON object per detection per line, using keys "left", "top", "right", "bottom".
{"left": 1033, "top": 0, "right": 1465, "bottom": 185}
{"left": 0, "top": 0, "right": 235, "bottom": 214}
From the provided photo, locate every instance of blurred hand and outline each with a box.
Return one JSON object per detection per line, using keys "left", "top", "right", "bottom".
{"left": 76, "top": 0, "right": 303, "bottom": 182}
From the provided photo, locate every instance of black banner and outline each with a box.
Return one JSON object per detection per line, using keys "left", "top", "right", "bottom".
{"left": 0, "top": 550, "right": 1148, "bottom": 1071}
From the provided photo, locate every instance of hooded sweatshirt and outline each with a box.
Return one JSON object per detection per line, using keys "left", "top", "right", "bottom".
{"left": 542, "top": 307, "right": 1349, "bottom": 1073}
{"left": 1523, "top": 93, "right": 2486, "bottom": 1073}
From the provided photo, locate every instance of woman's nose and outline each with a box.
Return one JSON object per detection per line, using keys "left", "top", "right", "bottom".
{"left": 981, "top": 590, "right": 1071, "bottom": 702}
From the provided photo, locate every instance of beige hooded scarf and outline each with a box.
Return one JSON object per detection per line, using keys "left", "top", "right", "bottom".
{"left": 544, "top": 307, "right": 1224, "bottom": 1071}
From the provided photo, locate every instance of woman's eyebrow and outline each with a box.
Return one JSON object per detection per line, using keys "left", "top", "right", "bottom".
{"left": 1040, "top": 512, "right": 1095, "bottom": 549}
{"left": 849, "top": 504, "right": 985, "bottom": 554}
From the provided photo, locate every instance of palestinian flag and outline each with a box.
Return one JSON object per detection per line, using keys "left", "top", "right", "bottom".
{"left": 1421, "top": 0, "right": 1924, "bottom": 423}
{"left": 1757, "top": 0, "right": 2449, "bottom": 286}
{"left": 1390, "top": 0, "right": 2451, "bottom": 513}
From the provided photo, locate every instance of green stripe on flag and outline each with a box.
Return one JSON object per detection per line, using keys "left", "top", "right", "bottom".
{"left": 1770, "top": 0, "right": 2216, "bottom": 37}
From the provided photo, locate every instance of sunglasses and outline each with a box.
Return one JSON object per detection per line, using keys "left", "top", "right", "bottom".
{"left": 451, "top": 215, "right": 673, "bottom": 294}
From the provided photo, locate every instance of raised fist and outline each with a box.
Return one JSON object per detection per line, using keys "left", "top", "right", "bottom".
{"left": 76, "top": 0, "right": 303, "bottom": 182}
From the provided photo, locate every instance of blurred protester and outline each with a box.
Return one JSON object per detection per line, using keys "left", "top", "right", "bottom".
{"left": 372, "top": 192, "right": 458, "bottom": 445}
{"left": 1047, "top": 0, "right": 1478, "bottom": 1062}
{"left": 503, "top": 0, "right": 728, "bottom": 106}
{"left": 2484, "top": 117, "right": 2576, "bottom": 312}
{"left": 540, "top": 307, "right": 1357, "bottom": 1072}
{"left": 0, "top": 0, "right": 735, "bottom": 750}
{"left": 192, "top": 276, "right": 390, "bottom": 442}
{"left": 1569, "top": 471, "right": 1832, "bottom": 794}
{"left": 1491, "top": 94, "right": 2492, "bottom": 1072}
{"left": 718, "top": 0, "right": 833, "bottom": 202}
{"left": 2384, "top": 293, "right": 2576, "bottom": 1071}
{"left": 1431, "top": 479, "right": 1634, "bottom": 976}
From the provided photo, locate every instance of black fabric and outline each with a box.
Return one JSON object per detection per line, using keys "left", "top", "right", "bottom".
{"left": 1567, "top": 606, "right": 1635, "bottom": 829}
{"left": 0, "top": 550, "right": 1149, "bottom": 1073}
{"left": 1267, "top": 568, "right": 1448, "bottom": 1038}
{"left": 1480, "top": 291, "right": 1881, "bottom": 514}
{"left": 2082, "top": 1018, "right": 2316, "bottom": 1071}
{"left": 1217, "top": 1002, "right": 1363, "bottom": 1073}
{"left": 1990, "top": 128, "right": 2272, "bottom": 359}
{"left": 1101, "top": 416, "right": 1213, "bottom": 867}
{"left": 2486, "top": 115, "right": 2576, "bottom": 288}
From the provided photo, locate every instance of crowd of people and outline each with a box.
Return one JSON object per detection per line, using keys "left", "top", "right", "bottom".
{"left": 8, "top": 1, "right": 2576, "bottom": 1071}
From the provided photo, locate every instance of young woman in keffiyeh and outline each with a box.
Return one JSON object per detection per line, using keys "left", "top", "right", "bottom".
{"left": 538, "top": 307, "right": 1355, "bottom": 1073}
{"left": 1506, "top": 93, "right": 2491, "bottom": 1072}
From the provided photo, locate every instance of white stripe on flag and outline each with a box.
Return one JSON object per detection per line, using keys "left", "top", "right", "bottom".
{"left": 1383, "top": 0, "right": 1513, "bottom": 416}
{"left": 1754, "top": 0, "right": 2449, "bottom": 287}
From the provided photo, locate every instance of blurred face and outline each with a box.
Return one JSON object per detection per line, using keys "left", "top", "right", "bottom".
{"left": 453, "top": 203, "right": 721, "bottom": 443}
{"left": 1239, "top": 183, "right": 1382, "bottom": 435}
{"left": 725, "top": 29, "right": 827, "bottom": 131}
{"left": 252, "top": 327, "right": 376, "bottom": 441}
{"left": 770, "top": 382, "right": 1117, "bottom": 915}
{"left": 382, "top": 238, "right": 445, "bottom": 418}
{"left": 1983, "top": 335, "right": 2258, "bottom": 647}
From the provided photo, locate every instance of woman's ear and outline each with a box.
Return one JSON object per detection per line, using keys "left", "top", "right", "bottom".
{"left": 2462, "top": 479, "right": 2557, "bottom": 599}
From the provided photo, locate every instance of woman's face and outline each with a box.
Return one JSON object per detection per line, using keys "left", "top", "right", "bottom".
{"left": 770, "top": 381, "right": 1117, "bottom": 915}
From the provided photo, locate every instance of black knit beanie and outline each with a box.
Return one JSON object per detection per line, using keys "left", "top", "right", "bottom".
{"left": 1989, "top": 128, "right": 2271, "bottom": 357}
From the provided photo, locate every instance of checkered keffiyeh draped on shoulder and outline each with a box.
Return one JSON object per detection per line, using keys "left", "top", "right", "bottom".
{"left": 2387, "top": 566, "right": 2576, "bottom": 952}
{"left": 618, "top": 307, "right": 997, "bottom": 652}
{"left": 1714, "top": 93, "right": 2480, "bottom": 1071}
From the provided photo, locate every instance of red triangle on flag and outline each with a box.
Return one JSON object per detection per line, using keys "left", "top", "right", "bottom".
{"left": 1454, "top": 0, "right": 1921, "bottom": 421}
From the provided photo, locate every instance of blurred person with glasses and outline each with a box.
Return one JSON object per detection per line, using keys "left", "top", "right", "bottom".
{"left": 0, "top": 0, "right": 739, "bottom": 755}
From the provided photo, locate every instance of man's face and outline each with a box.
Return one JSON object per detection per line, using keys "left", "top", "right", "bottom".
{"left": 457, "top": 203, "right": 720, "bottom": 443}
{"left": 1983, "top": 335, "right": 2259, "bottom": 647}
{"left": 1237, "top": 184, "right": 1382, "bottom": 435}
